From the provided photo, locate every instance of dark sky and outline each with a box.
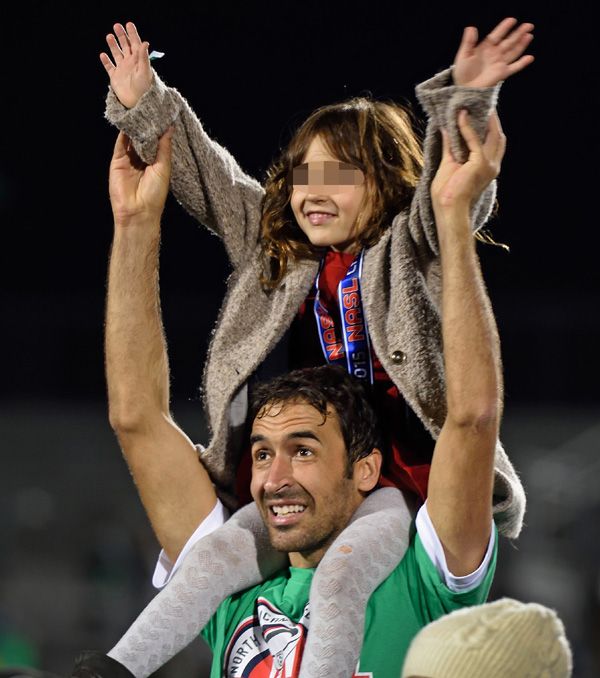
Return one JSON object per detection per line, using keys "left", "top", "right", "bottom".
{"left": 2, "top": 1, "right": 598, "bottom": 405}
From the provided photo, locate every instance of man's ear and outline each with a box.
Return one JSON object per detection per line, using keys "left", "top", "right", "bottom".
{"left": 354, "top": 448, "right": 382, "bottom": 492}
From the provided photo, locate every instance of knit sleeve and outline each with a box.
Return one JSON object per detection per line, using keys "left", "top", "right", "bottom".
{"left": 104, "top": 72, "right": 265, "bottom": 269}
{"left": 408, "top": 67, "right": 501, "bottom": 256}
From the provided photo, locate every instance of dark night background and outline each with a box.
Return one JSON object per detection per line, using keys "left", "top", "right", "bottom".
{"left": 1, "top": 1, "right": 599, "bottom": 676}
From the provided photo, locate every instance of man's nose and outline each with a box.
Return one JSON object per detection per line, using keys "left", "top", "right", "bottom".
{"left": 263, "top": 454, "right": 294, "bottom": 494}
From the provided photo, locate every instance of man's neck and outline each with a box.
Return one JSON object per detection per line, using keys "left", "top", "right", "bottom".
{"left": 289, "top": 548, "right": 325, "bottom": 569}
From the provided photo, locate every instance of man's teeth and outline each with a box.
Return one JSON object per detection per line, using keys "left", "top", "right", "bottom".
{"left": 272, "top": 505, "right": 306, "bottom": 516}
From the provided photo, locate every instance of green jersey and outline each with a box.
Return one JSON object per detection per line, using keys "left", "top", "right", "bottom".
{"left": 202, "top": 525, "right": 497, "bottom": 677}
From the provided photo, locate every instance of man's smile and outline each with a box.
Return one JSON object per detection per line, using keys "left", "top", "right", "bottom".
{"left": 271, "top": 504, "right": 306, "bottom": 515}
{"left": 266, "top": 498, "right": 309, "bottom": 527}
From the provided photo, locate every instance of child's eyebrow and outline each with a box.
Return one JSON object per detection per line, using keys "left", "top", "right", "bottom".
{"left": 290, "top": 161, "right": 364, "bottom": 186}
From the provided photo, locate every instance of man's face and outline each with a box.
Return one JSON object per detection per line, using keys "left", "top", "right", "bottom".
{"left": 250, "top": 400, "right": 373, "bottom": 567}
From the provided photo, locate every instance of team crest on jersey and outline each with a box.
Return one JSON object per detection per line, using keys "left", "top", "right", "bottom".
{"left": 223, "top": 597, "right": 372, "bottom": 677}
{"left": 224, "top": 597, "right": 309, "bottom": 677}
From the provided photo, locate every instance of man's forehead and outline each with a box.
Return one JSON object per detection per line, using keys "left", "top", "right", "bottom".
{"left": 251, "top": 400, "right": 337, "bottom": 437}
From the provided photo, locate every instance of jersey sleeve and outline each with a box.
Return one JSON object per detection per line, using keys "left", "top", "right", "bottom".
{"left": 105, "top": 72, "right": 265, "bottom": 269}
{"left": 408, "top": 504, "right": 498, "bottom": 619}
{"left": 409, "top": 67, "right": 500, "bottom": 256}
{"left": 152, "top": 498, "right": 230, "bottom": 588}
{"left": 415, "top": 502, "right": 496, "bottom": 593}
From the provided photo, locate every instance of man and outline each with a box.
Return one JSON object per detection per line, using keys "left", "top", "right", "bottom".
{"left": 200, "top": 364, "right": 498, "bottom": 677}
{"left": 73, "top": 95, "right": 507, "bottom": 676}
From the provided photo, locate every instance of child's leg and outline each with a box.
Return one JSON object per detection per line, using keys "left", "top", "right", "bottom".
{"left": 299, "top": 487, "right": 413, "bottom": 678}
{"left": 108, "top": 502, "right": 286, "bottom": 678}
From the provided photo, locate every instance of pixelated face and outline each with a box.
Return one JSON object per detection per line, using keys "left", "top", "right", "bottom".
{"left": 290, "top": 136, "right": 368, "bottom": 253}
{"left": 249, "top": 400, "right": 365, "bottom": 567}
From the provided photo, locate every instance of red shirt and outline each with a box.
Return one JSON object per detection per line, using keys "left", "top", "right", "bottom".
{"left": 236, "top": 251, "right": 433, "bottom": 503}
{"left": 295, "top": 250, "right": 433, "bottom": 499}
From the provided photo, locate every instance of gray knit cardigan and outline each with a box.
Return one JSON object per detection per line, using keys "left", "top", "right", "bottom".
{"left": 106, "top": 68, "right": 526, "bottom": 539}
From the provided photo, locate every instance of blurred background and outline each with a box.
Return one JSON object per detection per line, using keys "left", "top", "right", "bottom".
{"left": 1, "top": 1, "right": 598, "bottom": 676}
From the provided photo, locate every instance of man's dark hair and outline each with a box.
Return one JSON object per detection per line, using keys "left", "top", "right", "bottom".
{"left": 249, "top": 365, "right": 380, "bottom": 475}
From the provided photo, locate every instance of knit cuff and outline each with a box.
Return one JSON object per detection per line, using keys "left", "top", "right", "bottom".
{"left": 104, "top": 70, "right": 182, "bottom": 163}
{"left": 415, "top": 67, "right": 501, "bottom": 163}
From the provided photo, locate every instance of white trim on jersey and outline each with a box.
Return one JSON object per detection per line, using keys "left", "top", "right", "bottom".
{"left": 153, "top": 498, "right": 494, "bottom": 593}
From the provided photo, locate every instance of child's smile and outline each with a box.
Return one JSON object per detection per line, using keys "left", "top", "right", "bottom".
{"left": 305, "top": 210, "right": 337, "bottom": 226}
{"left": 291, "top": 136, "right": 367, "bottom": 253}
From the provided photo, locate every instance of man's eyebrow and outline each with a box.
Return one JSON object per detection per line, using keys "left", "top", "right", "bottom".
{"left": 286, "top": 431, "right": 322, "bottom": 443}
{"left": 249, "top": 431, "right": 322, "bottom": 445}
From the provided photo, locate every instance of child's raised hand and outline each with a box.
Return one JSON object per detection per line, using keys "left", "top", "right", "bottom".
{"left": 100, "top": 22, "right": 152, "bottom": 109}
{"left": 453, "top": 18, "right": 534, "bottom": 88}
{"left": 431, "top": 111, "right": 505, "bottom": 222}
{"left": 109, "top": 129, "right": 173, "bottom": 225}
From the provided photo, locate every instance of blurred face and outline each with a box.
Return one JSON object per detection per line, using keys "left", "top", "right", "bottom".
{"left": 250, "top": 400, "right": 379, "bottom": 567}
{"left": 290, "top": 136, "right": 368, "bottom": 253}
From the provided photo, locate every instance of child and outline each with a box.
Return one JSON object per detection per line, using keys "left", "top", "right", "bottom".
{"left": 99, "top": 17, "right": 533, "bottom": 678}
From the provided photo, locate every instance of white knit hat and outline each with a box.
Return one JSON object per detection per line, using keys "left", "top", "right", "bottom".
{"left": 401, "top": 598, "right": 572, "bottom": 678}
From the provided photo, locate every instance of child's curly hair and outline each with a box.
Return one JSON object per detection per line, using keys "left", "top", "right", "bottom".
{"left": 260, "top": 97, "right": 424, "bottom": 288}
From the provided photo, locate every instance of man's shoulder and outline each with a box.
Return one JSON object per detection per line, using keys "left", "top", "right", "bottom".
{"left": 370, "top": 508, "right": 497, "bottom": 614}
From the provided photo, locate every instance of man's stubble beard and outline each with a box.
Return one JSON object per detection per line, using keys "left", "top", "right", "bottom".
{"left": 267, "top": 519, "right": 334, "bottom": 557}
{"left": 263, "top": 476, "right": 360, "bottom": 559}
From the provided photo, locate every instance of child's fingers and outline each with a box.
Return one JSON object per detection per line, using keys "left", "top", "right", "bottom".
{"left": 137, "top": 41, "right": 151, "bottom": 67}
{"left": 99, "top": 52, "right": 115, "bottom": 74}
{"left": 105, "top": 34, "right": 124, "bottom": 64}
{"left": 499, "top": 22, "right": 534, "bottom": 54}
{"left": 126, "top": 21, "right": 143, "bottom": 47}
{"left": 486, "top": 17, "right": 518, "bottom": 45}
{"left": 113, "top": 23, "right": 132, "bottom": 56}
{"left": 455, "top": 25, "right": 478, "bottom": 59}
{"left": 505, "top": 54, "right": 535, "bottom": 77}
{"left": 501, "top": 28, "right": 534, "bottom": 62}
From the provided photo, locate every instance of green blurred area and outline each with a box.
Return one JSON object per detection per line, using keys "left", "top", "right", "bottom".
{"left": 0, "top": 632, "right": 39, "bottom": 668}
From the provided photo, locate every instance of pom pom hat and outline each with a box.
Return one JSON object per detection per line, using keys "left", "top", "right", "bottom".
{"left": 401, "top": 598, "right": 572, "bottom": 678}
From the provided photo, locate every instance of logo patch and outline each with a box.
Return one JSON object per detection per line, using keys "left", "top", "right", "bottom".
{"left": 223, "top": 598, "right": 372, "bottom": 677}
{"left": 224, "top": 597, "right": 309, "bottom": 677}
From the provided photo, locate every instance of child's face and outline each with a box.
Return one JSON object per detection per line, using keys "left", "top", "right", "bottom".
{"left": 290, "top": 136, "right": 367, "bottom": 253}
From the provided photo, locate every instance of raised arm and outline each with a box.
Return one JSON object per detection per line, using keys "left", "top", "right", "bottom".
{"left": 410, "top": 18, "right": 534, "bottom": 255}
{"left": 426, "top": 111, "right": 506, "bottom": 576}
{"left": 100, "top": 22, "right": 264, "bottom": 268}
{"left": 106, "top": 129, "right": 218, "bottom": 561}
